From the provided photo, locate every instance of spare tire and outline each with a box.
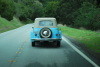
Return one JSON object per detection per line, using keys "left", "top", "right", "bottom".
{"left": 40, "top": 27, "right": 52, "bottom": 38}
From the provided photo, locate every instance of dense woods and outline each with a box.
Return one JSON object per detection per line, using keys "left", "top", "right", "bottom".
{"left": 0, "top": 0, "right": 100, "bottom": 30}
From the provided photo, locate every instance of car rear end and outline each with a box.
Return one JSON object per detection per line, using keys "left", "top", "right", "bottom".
{"left": 30, "top": 18, "right": 62, "bottom": 47}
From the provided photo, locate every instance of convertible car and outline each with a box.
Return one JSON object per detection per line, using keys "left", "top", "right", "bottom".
{"left": 30, "top": 18, "right": 62, "bottom": 47}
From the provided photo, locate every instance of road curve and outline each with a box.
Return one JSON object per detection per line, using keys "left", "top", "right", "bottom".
{"left": 0, "top": 24, "right": 99, "bottom": 67}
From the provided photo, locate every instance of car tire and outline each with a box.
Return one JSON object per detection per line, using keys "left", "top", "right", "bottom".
{"left": 57, "top": 41, "right": 60, "bottom": 47}
{"left": 40, "top": 27, "right": 52, "bottom": 38}
{"left": 32, "top": 42, "right": 35, "bottom": 47}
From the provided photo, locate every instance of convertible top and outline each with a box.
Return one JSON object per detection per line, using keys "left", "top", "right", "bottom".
{"left": 34, "top": 18, "right": 57, "bottom": 28}
{"left": 35, "top": 18, "right": 56, "bottom": 20}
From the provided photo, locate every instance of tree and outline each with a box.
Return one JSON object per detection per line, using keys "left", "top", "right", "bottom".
{"left": 0, "top": 0, "right": 15, "bottom": 21}
{"left": 57, "top": 0, "right": 86, "bottom": 25}
{"left": 74, "top": 2, "right": 100, "bottom": 30}
{"left": 31, "top": 1, "right": 44, "bottom": 20}
{"left": 15, "top": 0, "right": 43, "bottom": 21}
{"left": 44, "top": 1, "right": 59, "bottom": 17}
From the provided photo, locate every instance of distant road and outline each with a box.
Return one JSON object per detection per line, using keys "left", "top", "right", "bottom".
{"left": 0, "top": 24, "right": 99, "bottom": 67}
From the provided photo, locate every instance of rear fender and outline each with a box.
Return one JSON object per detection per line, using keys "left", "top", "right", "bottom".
{"left": 59, "top": 31, "right": 62, "bottom": 38}
{"left": 50, "top": 28, "right": 62, "bottom": 39}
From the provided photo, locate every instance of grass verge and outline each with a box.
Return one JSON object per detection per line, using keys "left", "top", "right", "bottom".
{"left": 59, "top": 26, "right": 100, "bottom": 53}
{"left": 0, "top": 17, "right": 23, "bottom": 33}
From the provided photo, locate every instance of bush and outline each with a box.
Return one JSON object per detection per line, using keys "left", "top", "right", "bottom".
{"left": 74, "top": 2, "right": 100, "bottom": 30}
{"left": 0, "top": 0, "right": 15, "bottom": 21}
{"left": 15, "top": 0, "right": 43, "bottom": 21}
{"left": 44, "top": 1, "right": 59, "bottom": 17}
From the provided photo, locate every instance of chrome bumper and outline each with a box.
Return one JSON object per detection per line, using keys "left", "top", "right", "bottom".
{"left": 32, "top": 38, "right": 61, "bottom": 41}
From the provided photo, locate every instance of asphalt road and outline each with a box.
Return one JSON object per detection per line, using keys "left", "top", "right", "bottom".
{"left": 0, "top": 24, "right": 99, "bottom": 67}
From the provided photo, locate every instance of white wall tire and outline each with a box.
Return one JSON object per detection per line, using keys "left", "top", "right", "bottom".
{"left": 40, "top": 27, "right": 52, "bottom": 38}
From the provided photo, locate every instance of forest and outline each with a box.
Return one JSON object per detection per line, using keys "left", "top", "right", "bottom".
{"left": 0, "top": 0, "right": 100, "bottom": 30}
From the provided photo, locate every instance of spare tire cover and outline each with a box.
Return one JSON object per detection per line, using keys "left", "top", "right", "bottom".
{"left": 40, "top": 27, "right": 52, "bottom": 38}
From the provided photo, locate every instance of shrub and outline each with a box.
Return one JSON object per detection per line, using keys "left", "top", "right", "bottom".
{"left": 0, "top": 0, "right": 15, "bottom": 21}
{"left": 74, "top": 2, "right": 100, "bottom": 30}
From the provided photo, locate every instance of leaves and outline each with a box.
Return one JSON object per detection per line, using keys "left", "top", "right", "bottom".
{"left": 44, "top": 1, "right": 59, "bottom": 17}
{"left": 0, "top": 0, "right": 15, "bottom": 21}
{"left": 0, "top": 0, "right": 100, "bottom": 30}
{"left": 74, "top": 2, "right": 100, "bottom": 30}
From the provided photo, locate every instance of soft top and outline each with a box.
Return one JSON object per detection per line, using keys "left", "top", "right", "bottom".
{"left": 34, "top": 18, "right": 57, "bottom": 28}
{"left": 35, "top": 18, "right": 56, "bottom": 20}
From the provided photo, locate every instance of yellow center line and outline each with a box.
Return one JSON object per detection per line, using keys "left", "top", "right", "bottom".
{"left": 8, "top": 60, "right": 16, "bottom": 62}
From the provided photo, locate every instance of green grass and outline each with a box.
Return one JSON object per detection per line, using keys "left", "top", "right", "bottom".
{"left": 0, "top": 17, "right": 23, "bottom": 33}
{"left": 59, "top": 26, "right": 100, "bottom": 53}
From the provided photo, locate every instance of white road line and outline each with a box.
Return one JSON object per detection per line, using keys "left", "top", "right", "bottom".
{"left": 62, "top": 36, "right": 99, "bottom": 67}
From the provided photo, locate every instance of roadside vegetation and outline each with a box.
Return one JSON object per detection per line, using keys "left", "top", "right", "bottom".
{"left": 0, "top": 0, "right": 100, "bottom": 30}
{"left": 0, "top": 17, "right": 23, "bottom": 33}
{"left": 59, "top": 26, "right": 100, "bottom": 54}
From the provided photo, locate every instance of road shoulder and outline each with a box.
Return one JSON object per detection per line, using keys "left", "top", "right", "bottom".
{"left": 63, "top": 35, "right": 100, "bottom": 66}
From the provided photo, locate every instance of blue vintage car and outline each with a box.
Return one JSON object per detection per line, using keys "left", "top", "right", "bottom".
{"left": 30, "top": 18, "right": 62, "bottom": 47}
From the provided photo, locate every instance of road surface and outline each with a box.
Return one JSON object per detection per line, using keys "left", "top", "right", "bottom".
{"left": 0, "top": 24, "right": 99, "bottom": 67}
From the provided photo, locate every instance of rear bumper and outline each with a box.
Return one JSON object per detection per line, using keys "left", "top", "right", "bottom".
{"left": 31, "top": 38, "right": 61, "bottom": 42}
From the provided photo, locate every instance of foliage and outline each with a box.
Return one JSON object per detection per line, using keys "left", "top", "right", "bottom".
{"left": 31, "top": 1, "right": 44, "bottom": 19}
{"left": 0, "top": 0, "right": 15, "bottom": 21}
{"left": 15, "top": 2, "right": 30, "bottom": 21}
{"left": 14, "top": 0, "right": 43, "bottom": 21}
{"left": 44, "top": 1, "right": 59, "bottom": 17}
{"left": 74, "top": 2, "right": 100, "bottom": 30}
{"left": 0, "top": 0, "right": 100, "bottom": 30}
{"left": 39, "top": 0, "right": 60, "bottom": 3}
{"left": 57, "top": 0, "right": 83, "bottom": 25}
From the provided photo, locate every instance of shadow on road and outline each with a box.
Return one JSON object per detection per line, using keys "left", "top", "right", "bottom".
{"left": 25, "top": 62, "right": 59, "bottom": 67}
{"left": 33, "top": 42, "right": 63, "bottom": 49}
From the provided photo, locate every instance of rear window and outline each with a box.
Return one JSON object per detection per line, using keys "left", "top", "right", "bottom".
{"left": 39, "top": 20, "right": 53, "bottom": 26}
